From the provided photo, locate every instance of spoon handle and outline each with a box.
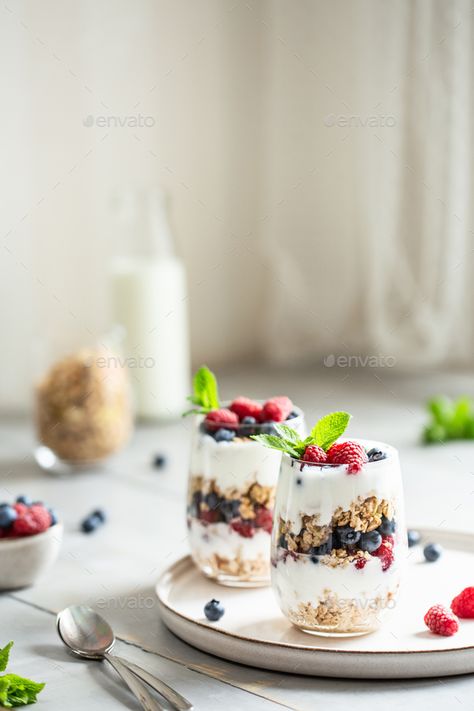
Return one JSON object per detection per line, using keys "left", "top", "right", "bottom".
{"left": 115, "top": 656, "right": 193, "bottom": 710}
{"left": 105, "top": 654, "right": 165, "bottom": 711}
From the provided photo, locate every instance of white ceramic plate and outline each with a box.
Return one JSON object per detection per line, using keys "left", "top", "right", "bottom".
{"left": 156, "top": 528, "right": 474, "bottom": 678}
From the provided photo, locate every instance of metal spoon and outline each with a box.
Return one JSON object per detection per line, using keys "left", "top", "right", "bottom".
{"left": 57, "top": 605, "right": 192, "bottom": 711}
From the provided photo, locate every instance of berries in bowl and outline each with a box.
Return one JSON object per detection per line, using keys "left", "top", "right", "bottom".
{"left": 184, "top": 366, "right": 305, "bottom": 586}
{"left": 255, "top": 411, "right": 407, "bottom": 635}
{"left": 0, "top": 497, "right": 62, "bottom": 590}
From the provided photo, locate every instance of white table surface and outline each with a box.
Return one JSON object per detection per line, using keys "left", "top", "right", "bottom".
{"left": 1, "top": 365, "right": 473, "bottom": 710}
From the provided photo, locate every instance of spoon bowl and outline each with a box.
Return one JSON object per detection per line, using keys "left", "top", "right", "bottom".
{"left": 57, "top": 605, "right": 115, "bottom": 659}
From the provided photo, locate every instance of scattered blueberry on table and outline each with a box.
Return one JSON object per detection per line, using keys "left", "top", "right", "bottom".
{"left": 204, "top": 599, "right": 225, "bottom": 622}
{"left": 424, "top": 542, "right": 442, "bottom": 562}
{"left": 81, "top": 510, "right": 106, "bottom": 534}
{"left": 407, "top": 529, "right": 421, "bottom": 547}
{"left": 152, "top": 454, "right": 167, "bottom": 469}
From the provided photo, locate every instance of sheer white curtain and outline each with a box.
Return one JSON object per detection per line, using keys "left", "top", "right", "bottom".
{"left": 261, "top": 0, "right": 474, "bottom": 367}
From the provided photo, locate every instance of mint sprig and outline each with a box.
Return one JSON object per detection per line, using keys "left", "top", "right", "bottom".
{"left": 0, "top": 642, "right": 45, "bottom": 707}
{"left": 423, "top": 395, "right": 474, "bottom": 443}
{"left": 251, "top": 411, "right": 351, "bottom": 458}
{"left": 183, "top": 365, "right": 220, "bottom": 416}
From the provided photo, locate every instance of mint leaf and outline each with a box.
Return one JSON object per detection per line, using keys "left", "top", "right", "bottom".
{"left": 273, "top": 424, "right": 302, "bottom": 445}
{"left": 310, "top": 411, "right": 351, "bottom": 451}
{"left": 251, "top": 434, "right": 301, "bottom": 458}
{"left": 0, "top": 674, "right": 45, "bottom": 707}
{"left": 0, "top": 643, "right": 13, "bottom": 673}
{"left": 183, "top": 365, "right": 220, "bottom": 416}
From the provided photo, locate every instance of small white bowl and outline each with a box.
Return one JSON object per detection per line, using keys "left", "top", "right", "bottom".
{"left": 0, "top": 523, "right": 63, "bottom": 590}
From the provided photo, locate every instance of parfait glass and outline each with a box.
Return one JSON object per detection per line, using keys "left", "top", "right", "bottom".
{"left": 271, "top": 440, "right": 407, "bottom": 635}
{"left": 187, "top": 404, "right": 305, "bottom": 586}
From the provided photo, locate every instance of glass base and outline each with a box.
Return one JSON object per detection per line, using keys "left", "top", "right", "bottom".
{"left": 34, "top": 446, "right": 108, "bottom": 476}
{"left": 295, "top": 624, "right": 377, "bottom": 637}
{"left": 198, "top": 561, "right": 270, "bottom": 588}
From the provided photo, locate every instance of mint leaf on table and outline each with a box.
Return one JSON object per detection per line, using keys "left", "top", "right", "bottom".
{"left": 423, "top": 395, "right": 474, "bottom": 443}
{"left": 0, "top": 674, "right": 45, "bottom": 708}
{"left": 309, "top": 411, "right": 351, "bottom": 451}
{"left": 0, "top": 643, "right": 13, "bottom": 673}
{"left": 183, "top": 365, "right": 220, "bottom": 416}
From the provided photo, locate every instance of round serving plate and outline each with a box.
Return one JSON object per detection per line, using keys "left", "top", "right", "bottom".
{"left": 156, "top": 528, "right": 474, "bottom": 679}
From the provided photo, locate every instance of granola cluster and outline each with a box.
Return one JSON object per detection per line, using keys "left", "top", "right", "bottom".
{"left": 35, "top": 348, "right": 132, "bottom": 462}
{"left": 287, "top": 588, "right": 397, "bottom": 633}
{"left": 194, "top": 551, "right": 269, "bottom": 581}
{"left": 188, "top": 476, "right": 274, "bottom": 527}
{"left": 277, "top": 495, "right": 397, "bottom": 568}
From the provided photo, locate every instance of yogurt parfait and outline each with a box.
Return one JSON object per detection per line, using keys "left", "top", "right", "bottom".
{"left": 254, "top": 411, "right": 407, "bottom": 635}
{"left": 185, "top": 366, "right": 304, "bottom": 586}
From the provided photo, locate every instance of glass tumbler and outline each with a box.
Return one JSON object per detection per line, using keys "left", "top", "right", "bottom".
{"left": 271, "top": 440, "right": 407, "bottom": 635}
{"left": 187, "top": 405, "right": 305, "bottom": 586}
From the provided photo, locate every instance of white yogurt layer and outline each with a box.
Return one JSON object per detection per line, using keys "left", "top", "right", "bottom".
{"left": 190, "top": 411, "right": 305, "bottom": 490}
{"left": 189, "top": 519, "right": 271, "bottom": 562}
{"left": 275, "top": 439, "right": 404, "bottom": 533}
{"left": 272, "top": 549, "right": 403, "bottom": 612}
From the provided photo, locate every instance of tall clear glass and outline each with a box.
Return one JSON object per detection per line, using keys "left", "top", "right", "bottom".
{"left": 187, "top": 405, "right": 305, "bottom": 586}
{"left": 271, "top": 440, "right": 407, "bottom": 635}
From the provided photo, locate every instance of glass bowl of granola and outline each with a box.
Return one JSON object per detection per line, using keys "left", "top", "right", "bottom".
{"left": 34, "top": 346, "right": 133, "bottom": 474}
{"left": 185, "top": 366, "right": 305, "bottom": 586}
{"left": 259, "top": 411, "right": 407, "bottom": 636}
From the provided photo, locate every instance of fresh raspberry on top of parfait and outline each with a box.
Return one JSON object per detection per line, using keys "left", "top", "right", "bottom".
{"left": 302, "top": 445, "right": 327, "bottom": 463}
{"left": 229, "top": 397, "right": 263, "bottom": 421}
{"left": 326, "top": 441, "right": 368, "bottom": 474}
{"left": 204, "top": 408, "right": 239, "bottom": 432}
{"left": 261, "top": 396, "right": 293, "bottom": 423}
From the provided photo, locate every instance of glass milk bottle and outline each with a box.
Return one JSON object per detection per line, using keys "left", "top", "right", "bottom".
{"left": 110, "top": 189, "right": 190, "bottom": 419}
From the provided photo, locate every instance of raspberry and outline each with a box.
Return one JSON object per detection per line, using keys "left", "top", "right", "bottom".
{"left": 261, "top": 396, "right": 293, "bottom": 423}
{"left": 373, "top": 537, "right": 394, "bottom": 571}
{"left": 254, "top": 507, "right": 273, "bottom": 534}
{"left": 451, "top": 587, "right": 474, "bottom": 618}
{"left": 424, "top": 604, "right": 459, "bottom": 636}
{"left": 326, "top": 441, "right": 368, "bottom": 474}
{"left": 12, "top": 504, "right": 52, "bottom": 537}
{"left": 354, "top": 558, "right": 367, "bottom": 570}
{"left": 230, "top": 519, "right": 255, "bottom": 538}
{"left": 13, "top": 503, "right": 28, "bottom": 516}
{"left": 302, "top": 445, "right": 327, "bottom": 464}
{"left": 229, "top": 397, "right": 263, "bottom": 421}
{"left": 204, "top": 408, "right": 239, "bottom": 432}
{"left": 200, "top": 509, "right": 221, "bottom": 524}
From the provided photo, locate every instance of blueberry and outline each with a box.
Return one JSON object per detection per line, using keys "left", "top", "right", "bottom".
{"left": 310, "top": 538, "right": 333, "bottom": 556}
{"left": 220, "top": 499, "right": 240, "bottom": 522}
{"left": 286, "top": 411, "right": 298, "bottom": 420}
{"left": 153, "top": 454, "right": 167, "bottom": 469}
{"left": 407, "top": 529, "right": 421, "bottom": 547}
{"left": 81, "top": 513, "right": 103, "bottom": 534}
{"left": 378, "top": 515, "right": 396, "bottom": 536}
{"left": 240, "top": 416, "right": 257, "bottom": 436}
{"left": 278, "top": 533, "right": 288, "bottom": 549}
{"left": 261, "top": 421, "right": 278, "bottom": 435}
{"left": 206, "top": 492, "right": 220, "bottom": 510}
{"left": 16, "top": 495, "right": 32, "bottom": 506}
{"left": 424, "top": 543, "right": 442, "bottom": 562}
{"left": 0, "top": 505, "right": 17, "bottom": 528}
{"left": 204, "top": 599, "right": 225, "bottom": 622}
{"left": 338, "top": 526, "right": 361, "bottom": 547}
{"left": 358, "top": 530, "right": 382, "bottom": 553}
{"left": 48, "top": 508, "right": 58, "bottom": 526}
{"left": 367, "top": 448, "right": 387, "bottom": 462}
{"left": 310, "top": 555, "right": 319, "bottom": 564}
{"left": 92, "top": 509, "right": 106, "bottom": 523}
{"left": 214, "top": 428, "right": 234, "bottom": 442}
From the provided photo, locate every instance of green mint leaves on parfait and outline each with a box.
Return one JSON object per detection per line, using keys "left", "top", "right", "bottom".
{"left": 252, "top": 411, "right": 351, "bottom": 458}
{"left": 0, "top": 642, "right": 45, "bottom": 708}
{"left": 183, "top": 365, "right": 220, "bottom": 416}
